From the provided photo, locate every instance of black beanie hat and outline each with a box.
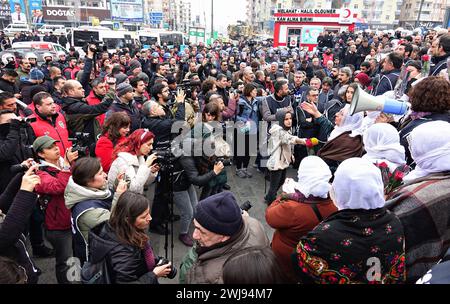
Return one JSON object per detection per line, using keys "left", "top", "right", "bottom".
{"left": 194, "top": 192, "right": 243, "bottom": 236}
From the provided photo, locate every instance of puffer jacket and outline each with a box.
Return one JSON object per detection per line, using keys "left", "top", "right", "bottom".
{"left": 179, "top": 216, "right": 270, "bottom": 284}
{"left": 0, "top": 187, "right": 40, "bottom": 284}
{"left": 87, "top": 222, "right": 158, "bottom": 284}
{"left": 267, "top": 124, "right": 300, "bottom": 171}
{"left": 64, "top": 177, "right": 114, "bottom": 244}
{"left": 107, "top": 152, "right": 157, "bottom": 195}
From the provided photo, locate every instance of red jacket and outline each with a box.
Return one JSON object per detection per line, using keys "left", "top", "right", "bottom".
{"left": 95, "top": 135, "right": 126, "bottom": 173}
{"left": 86, "top": 91, "right": 106, "bottom": 126}
{"left": 34, "top": 166, "right": 72, "bottom": 231}
{"left": 30, "top": 111, "right": 71, "bottom": 158}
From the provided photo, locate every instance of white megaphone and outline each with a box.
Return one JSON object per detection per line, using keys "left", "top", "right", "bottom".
{"left": 349, "top": 86, "right": 409, "bottom": 116}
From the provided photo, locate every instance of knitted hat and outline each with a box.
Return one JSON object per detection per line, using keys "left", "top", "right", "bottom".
{"left": 116, "top": 82, "right": 133, "bottom": 97}
{"left": 114, "top": 73, "right": 128, "bottom": 85}
{"left": 355, "top": 73, "right": 371, "bottom": 87}
{"left": 194, "top": 192, "right": 243, "bottom": 236}
{"left": 128, "top": 59, "right": 142, "bottom": 72}
{"left": 29, "top": 68, "right": 45, "bottom": 81}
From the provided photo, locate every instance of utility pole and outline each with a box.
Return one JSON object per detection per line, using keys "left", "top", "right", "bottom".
{"left": 415, "top": 0, "right": 425, "bottom": 28}
{"left": 211, "top": 0, "right": 214, "bottom": 43}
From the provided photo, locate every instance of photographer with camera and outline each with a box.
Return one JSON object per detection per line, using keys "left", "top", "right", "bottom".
{"left": 29, "top": 92, "right": 71, "bottom": 159}
{"left": 108, "top": 128, "right": 159, "bottom": 196}
{"left": 0, "top": 99, "right": 35, "bottom": 193}
{"left": 84, "top": 191, "right": 175, "bottom": 284}
{"left": 179, "top": 191, "right": 270, "bottom": 284}
{"left": 32, "top": 136, "right": 78, "bottom": 284}
{"left": 141, "top": 84, "right": 186, "bottom": 147}
{"left": 61, "top": 79, "right": 114, "bottom": 152}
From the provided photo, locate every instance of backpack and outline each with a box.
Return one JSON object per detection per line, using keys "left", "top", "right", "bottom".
{"left": 81, "top": 256, "right": 114, "bottom": 284}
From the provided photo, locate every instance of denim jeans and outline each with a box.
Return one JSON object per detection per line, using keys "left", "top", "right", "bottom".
{"left": 265, "top": 169, "right": 287, "bottom": 204}
{"left": 173, "top": 185, "right": 198, "bottom": 235}
{"left": 45, "top": 229, "right": 73, "bottom": 284}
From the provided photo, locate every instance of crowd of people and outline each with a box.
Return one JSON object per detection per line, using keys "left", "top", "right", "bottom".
{"left": 0, "top": 26, "right": 450, "bottom": 284}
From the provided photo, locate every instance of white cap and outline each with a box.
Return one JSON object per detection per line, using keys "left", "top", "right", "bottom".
{"left": 57, "top": 51, "right": 66, "bottom": 57}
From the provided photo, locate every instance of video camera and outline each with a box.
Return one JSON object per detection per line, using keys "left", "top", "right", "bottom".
{"left": 68, "top": 132, "right": 90, "bottom": 157}
{"left": 178, "top": 79, "right": 201, "bottom": 100}
{"left": 153, "top": 141, "right": 175, "bottom": 171}
{"left": 82, "top": 36, "right": 104, "bottom": 54}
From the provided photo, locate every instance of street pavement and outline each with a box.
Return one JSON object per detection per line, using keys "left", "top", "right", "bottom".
{"left": 34, "top": 160, "right": 297, "bottom": 284}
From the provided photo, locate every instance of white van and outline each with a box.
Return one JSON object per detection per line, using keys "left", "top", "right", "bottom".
{"left": 37, "top": 24, "right": 67, "bottom": 36}
{"left": 3, "top": 23, "right": 32, "bottom": 35}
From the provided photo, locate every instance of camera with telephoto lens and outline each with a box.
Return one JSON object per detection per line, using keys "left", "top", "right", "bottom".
{"left": 156, "top": 258, "right": 177, "bottom": 279}
{"left": 153, "top": 141, "right": 175, "bottom": 171}
{"left": 216, "top": 157, "right": 232, "bottom": 167}
{"left": 68, "top": 132, "right": 90, "bottom": 157}
{"left": 240, "top": 200, "right": 253, "bottom": 212}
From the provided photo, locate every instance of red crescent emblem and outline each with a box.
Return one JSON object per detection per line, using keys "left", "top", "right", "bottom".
{"left": 344, "top": 9, "right": 351, "bottom": 18}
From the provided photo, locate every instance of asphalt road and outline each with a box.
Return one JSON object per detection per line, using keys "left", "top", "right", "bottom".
{"left": 34, "top": 161, "right": 296, "bottom": 284}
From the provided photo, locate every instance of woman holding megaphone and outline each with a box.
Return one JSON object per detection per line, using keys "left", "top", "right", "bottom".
{"left": 301, "top": 100, "right": 365, "bottom": 173}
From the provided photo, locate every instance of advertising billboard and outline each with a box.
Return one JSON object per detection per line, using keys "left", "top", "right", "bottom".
{"left": 29, "top": 0, "right": 43, "bottom": 24}
{"left": 9, "top": 0, "right": 26, "bottom": 23}
{"left": 111, "top": 0, "right": 143, "bottom": 23}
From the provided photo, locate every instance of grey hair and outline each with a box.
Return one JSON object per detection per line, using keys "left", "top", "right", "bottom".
{"left": 339, "top": 67, "right": 352, "bottom": 78}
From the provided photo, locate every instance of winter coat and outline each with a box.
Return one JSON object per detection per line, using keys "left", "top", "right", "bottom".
{"left": 85, "top": 91, "right": 106, "bottom": 126}
{"left": 386, "top": 172, "right": 450, "bottom": 283}
{"left": 266, "top": 192, "right": 337, "bottom": 279}
{"left": 373, "top": 69, "right": 401, "bottom": 96}
{"left": 65, "top": 177, "right": 115, "bottom": 262}
{"left": 0, "top": 120, "right": 35, "bottom": 193}
{"left": 0, "top": 77, "right": 18, "bottom": 94}
{"left": 0, "top": 186, "right": 40, "bottom": 284}
{"left": 106, "top": 97, "right": 141, "bottom": 132}
{"left": 430, "top": 53, "right": 450, "bottom": 76}
{"left": 174, "top": 155, "right": 217, "bottom": 192}
{"left": 179, "top": 216, "right": 270, "bottom": 284}
{"left": 95, "top": 135, "right": 126, "bottom": 174}
{"left": 62, "top": 96, "right": 113, "bottom": 146}
{"left": 141, "top": 102, "right": 185, "bottom": 147}
{"left": 87, "top": 222, "right": 159, "bottom": 284}
{"left": 267, "top": 124, "right": 300, "bottom": 171}
{"left": 293, "top": 208, "right": 406, "bottom": 284}
{"left": 108, "top": 152, "right": 157, "bottom": 195}
{"left": 236, "top": 96, "right": 259, "bottom": 135}
{"left": 29, "top": 110, "right": 71, "bottom": 158}
{"left": 34, "top": 161, "right": 72, "bottom": 231}
{"left": 18, "top": 80, "right": 47, "bottom": 105}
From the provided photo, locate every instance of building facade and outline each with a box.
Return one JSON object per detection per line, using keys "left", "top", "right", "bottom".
{"left": 399, "top": 0, "right": 449, "bottom": 29}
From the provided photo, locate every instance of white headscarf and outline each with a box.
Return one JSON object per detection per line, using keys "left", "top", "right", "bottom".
{"left": 403, "top": 121, "right": 450, "bottom": 182}
{"left": 332, "top": 158, "right": 385, "bottom": 210}
{"left": 282, "top": 156, "right": 332, "bottom": 198}
{"left": 328, "top": 104, "right": 365, "bottom": 141}
{"left": 363, "top": 123, "right": 406, "bottom": 171}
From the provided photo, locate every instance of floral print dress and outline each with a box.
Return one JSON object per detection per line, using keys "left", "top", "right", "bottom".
{"left": 292, "top": 208, "right": 406, "bottom": 284}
